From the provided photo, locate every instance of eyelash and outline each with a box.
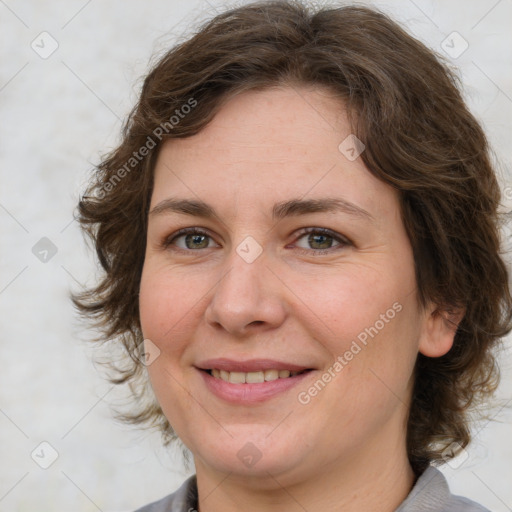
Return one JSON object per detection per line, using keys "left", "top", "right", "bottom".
{"left": 161, "top": 227, "right": 351, "bottom": 255}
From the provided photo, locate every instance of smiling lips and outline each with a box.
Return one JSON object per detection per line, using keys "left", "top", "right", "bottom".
{"left": 197, "top": 358, "right": 312, "bottom": 375}
{"left": 196, "top": 358, "right": 314, "bottom": 401}
{"left": 210, "top": 368, "right": 306, "bottom": 384}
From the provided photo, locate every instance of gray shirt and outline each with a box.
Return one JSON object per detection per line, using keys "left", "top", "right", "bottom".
{"left": 135, "top": 466, "right": 490, "bottom": 512}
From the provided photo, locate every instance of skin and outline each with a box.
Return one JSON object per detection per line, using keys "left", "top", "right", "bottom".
{"left": 139, "top": 86, "right": 458, "bottom": 512}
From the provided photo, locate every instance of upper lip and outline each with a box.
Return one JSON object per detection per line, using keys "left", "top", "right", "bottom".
{"left": 195, "top": 358, "right": 313, "bottom": 373}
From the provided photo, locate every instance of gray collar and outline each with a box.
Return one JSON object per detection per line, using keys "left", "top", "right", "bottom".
{"left": 395, "top": 467, "right": 451, "bottom": 512}
{"left": 135, "top": 466, "right": 489, "bottom": 512}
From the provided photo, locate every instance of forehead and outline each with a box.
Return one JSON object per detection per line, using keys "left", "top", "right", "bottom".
{"left": 164, "top": 86, "right": 347, "bottom": 162}
{"left": 151, "top": 86, "right": 400, "bottom": 223}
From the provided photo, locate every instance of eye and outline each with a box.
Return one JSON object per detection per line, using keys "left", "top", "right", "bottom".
{"left": 292, "top": 228, "right": 350, "bottom": 253}
{"left": 163, "top": 228, "right": 219, "bottom": 251}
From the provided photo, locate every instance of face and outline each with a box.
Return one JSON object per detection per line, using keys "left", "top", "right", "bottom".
{"left": 139, "top": 86, "right": 437, "bottom": 485}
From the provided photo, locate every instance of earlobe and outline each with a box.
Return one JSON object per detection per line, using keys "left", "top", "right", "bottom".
{"left": 418, "top": 305, "right": 465, "bottom": 358}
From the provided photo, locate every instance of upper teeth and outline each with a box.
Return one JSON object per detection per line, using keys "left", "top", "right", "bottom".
{"left": 211, "top": 369, "right": 301, "bottom": 384}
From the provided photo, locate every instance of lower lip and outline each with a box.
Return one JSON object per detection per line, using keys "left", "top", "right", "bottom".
{"left": 197, "top": 369, "right": 313, "bottom": 404}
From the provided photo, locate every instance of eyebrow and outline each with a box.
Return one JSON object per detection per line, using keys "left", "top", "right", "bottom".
{"left": 149, "top": 197, "right": 374, "bottom": 222}
{"left": 272, "top": 197, "right": 374, "bottom": 221}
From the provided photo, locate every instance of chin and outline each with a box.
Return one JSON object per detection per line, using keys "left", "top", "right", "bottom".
{"left": 193, "top": 429, "right": 309, "bottom": 479}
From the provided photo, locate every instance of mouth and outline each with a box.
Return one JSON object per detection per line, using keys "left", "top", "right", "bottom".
{"left": 195, "top": 359, "right": 315, "bottom": 403}
{"left": 202, "top": 367, "right": 311, "bottom": 383}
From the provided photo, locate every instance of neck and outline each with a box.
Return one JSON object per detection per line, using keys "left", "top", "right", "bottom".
{"left": 194, "top": 423, "right": 415, "bottom": 512}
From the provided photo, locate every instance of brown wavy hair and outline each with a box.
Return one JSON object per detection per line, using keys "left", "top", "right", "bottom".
{"left": 74, "top": 1, "right": 512, "bottom": 473}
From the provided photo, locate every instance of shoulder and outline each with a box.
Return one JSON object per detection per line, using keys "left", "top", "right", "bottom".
{"left": 447, "top": 495, "right": 492, "bottom": 512}
{"left": 135, "top": 469, "right": 490, "bottom": 512}
{"left": 134, "top": 475, "right": 198, "bottom": 512}
{"left": 396, "top": 466, "right": 490, "bottom": 512}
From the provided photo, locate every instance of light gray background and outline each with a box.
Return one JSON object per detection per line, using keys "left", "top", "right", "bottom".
{"left": 1, "top": 1, "right": 511, "bottom": 511}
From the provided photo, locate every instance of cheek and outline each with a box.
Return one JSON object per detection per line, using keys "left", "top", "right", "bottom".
{"left": 139, "top": 261, "right": 206, "bottom": 342}
{"left": 138, "top": 264, "right": 201, "bottom": 438}
{"left": 295, "top": 263, "right": 403, "bottom": 342}
{"left": 297, "top": 260, "right": 420, "bottom": 386}
{"left": 298, "top": 279, "right": 419, "bottom": 439}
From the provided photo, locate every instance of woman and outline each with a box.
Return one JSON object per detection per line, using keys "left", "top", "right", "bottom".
{"left": 74, "top": 2, "right": 512, "bottom": 511}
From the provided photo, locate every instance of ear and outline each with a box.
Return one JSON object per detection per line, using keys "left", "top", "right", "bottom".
{"left": 418, "top": 304, "right": 465, "bottom": 358}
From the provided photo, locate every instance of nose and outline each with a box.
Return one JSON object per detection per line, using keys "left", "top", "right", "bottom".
{"left": 204, "top": 249, "right": 287, "bottom": 336}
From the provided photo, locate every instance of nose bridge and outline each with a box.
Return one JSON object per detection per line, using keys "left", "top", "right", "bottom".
{"left": 222, "top": 254, "right": 262, "bottom": 305}
{"left": 205, "top": 240, "right": 286, "bottom": 334}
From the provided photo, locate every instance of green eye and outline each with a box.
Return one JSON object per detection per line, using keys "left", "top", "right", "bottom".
{"left": 165, "top": 229, "right": 218, "bottom": 250}
{"left": 294, "top": 228, "right": 349, "bottom": 252}
{"left": 183, "top": 233, "right": 210, "bottom": 249}
{"left": 307, "top": 233, "right": 335, "bottom": 250}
